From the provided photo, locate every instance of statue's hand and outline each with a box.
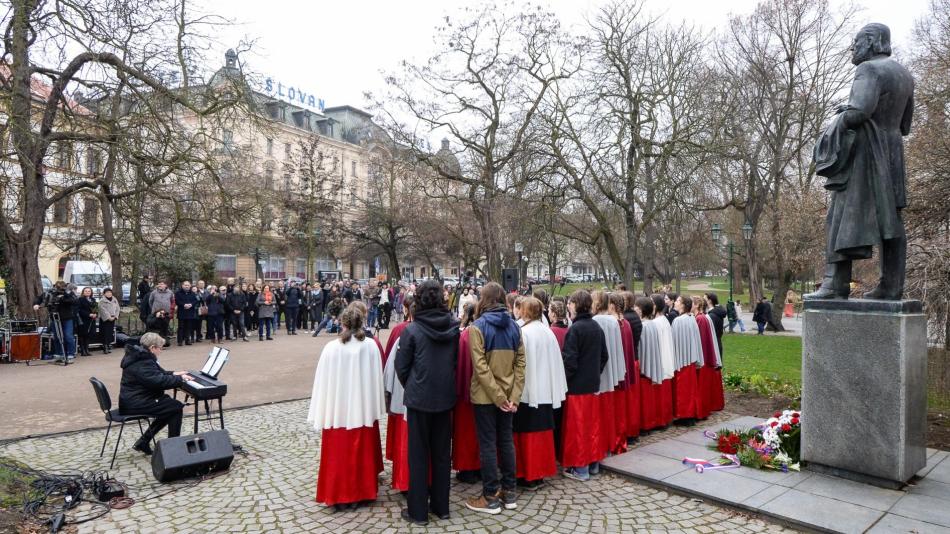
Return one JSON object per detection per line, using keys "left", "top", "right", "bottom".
{"left": 834, "top": 104, "right": 850, "bottom": 114}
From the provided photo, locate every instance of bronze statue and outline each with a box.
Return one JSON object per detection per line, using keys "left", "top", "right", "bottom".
{"left": 805, "top": 23, "right": 914, "bottom": 301}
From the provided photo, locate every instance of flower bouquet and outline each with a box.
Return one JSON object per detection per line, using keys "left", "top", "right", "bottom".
{"left": 688, "top": 410, "right": 802, "bottom": 473}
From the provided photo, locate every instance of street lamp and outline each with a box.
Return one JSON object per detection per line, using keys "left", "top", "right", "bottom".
{"left": 514, "top": 242, "right": 524, "bottom": 287}
{"left": 711, "top": 222, "right": 753, "bottom": 303}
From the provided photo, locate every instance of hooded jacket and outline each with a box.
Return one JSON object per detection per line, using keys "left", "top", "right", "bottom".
{"left": 395, "top": 307, "right": 460, "bottom": 412}
{"left": 118, "top": 344, "right": 182, "bottom": 413}
{"left": 469, "top": 305, "right": 526, "bottom": 407}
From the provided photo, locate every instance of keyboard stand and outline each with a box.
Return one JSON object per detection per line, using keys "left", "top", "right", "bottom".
{"left": 174, "top": 390, "right": 226, "bottom": 434}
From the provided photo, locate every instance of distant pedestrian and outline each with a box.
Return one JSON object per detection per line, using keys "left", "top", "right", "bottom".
{"left": 752, "top": 297, "right": 772, "bottom": 335}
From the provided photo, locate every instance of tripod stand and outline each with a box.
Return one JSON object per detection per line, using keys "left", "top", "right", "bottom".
{"left": 47, "top": 309, "right": 69, "bottom": 366}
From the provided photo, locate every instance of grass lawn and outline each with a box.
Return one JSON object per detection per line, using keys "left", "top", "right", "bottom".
{"left": 722, "top": 334, "right": 802, "bottom": 385}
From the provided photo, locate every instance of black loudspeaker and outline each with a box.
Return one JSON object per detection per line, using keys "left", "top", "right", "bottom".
{"left": 502, "top": 268, "right": 519, "bottom": 293}
{"left": 151, "top": 430, "right": 234, "bottom": 483}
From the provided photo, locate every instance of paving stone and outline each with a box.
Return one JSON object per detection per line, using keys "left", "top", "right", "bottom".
{"left": 889, "top": 493, "right": 950, "bottom": 528}
{"left": 663, "top": 469, "right": 772, "bottom": 503}
{"left": 907, "top": 477, "right": 950, "bottom": 501}
{"left": 792, "top": 472, "right": 904, "bottom": 511}
{"left": 759, "top": 488, "right": 884, "bottom": 534}
{"left": 867, "top": 513, "right": 950, "bottom": 534}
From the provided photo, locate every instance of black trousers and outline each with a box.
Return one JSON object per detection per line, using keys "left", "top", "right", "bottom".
{"left": 285, "top": 307, "right": 298, "bottom": 333}
{"left": 100, "top": 320, "right": 115, "bottom": 349}
{"left": 379, "top": 302, "right": 392, "bottom": 328}
{"left": 473, "top": 403, "right": 516, "bottom": 496}
{"left": 177, "top": 317, "right": 193, "bottom": 344}
{"left": 137, "top": 396, "right": 184, "bottom": 440}
{"left": 406, "top": 408, "right": 452, "bottom": 521}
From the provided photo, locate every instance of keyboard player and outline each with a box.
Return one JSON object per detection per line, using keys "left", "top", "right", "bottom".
{"left": 119, "top": 332, "right": 194, "bottom": 456}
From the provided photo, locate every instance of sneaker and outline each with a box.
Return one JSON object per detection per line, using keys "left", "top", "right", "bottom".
{"left": 517, "top": 479, "right": 544, "bottom": 492}
{"left": 562, "top": 468, "right": 590, "bottom": 482}
{"left": 589, "top": 463, "right": 600, "bottom": 476}
{"left": 465, "top": 495, "right": 502, "bottom": 515}
{"left": 496, "top": 489, "right": 517, "bottom": 510}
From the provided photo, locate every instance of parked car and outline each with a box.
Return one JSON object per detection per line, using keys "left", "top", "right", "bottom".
{"left": 121, "top": 281, "right": 132, "bottom": 305}
{"left": 63, "top": 261, "right": 111, "bottom": 298}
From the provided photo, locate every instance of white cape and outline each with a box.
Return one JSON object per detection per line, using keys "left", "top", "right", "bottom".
{"left": 383, "top": 339, "right": 408, "bottom": 419}
{"left": 671, "top": 314, "right": 705, "bottom": 370}
{"left": 650, "top": 316, "right": 676, "bottom": 381}
{"left": 307, "top": 337, "right": 385, "bottom": 431}
{"left": 519, "top": 320, "right": 568, "bottom": 409}
{"left": 593, "top": 314, "right": 626, "bottom": 392}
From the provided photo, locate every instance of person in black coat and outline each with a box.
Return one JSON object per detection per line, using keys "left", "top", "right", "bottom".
{"left": 226, "top": 287, "right": 249, "bottom": 341}
{"left": 119, "top": 333, "right": 193, "bottom": 455}
{"left": 621, "top": 291, "right": 643, "bottom": 358}
{"left": 664, "top": 292, "right": 679, "bottom": 324}
{"left": 137, "top": 275, "right": 151, "bottom": 323}
{"left": 75, "top": 287, "right": 98, "bottom": 356}
{"left": 752, "top": 297, "right": 772, "bottom": 335}
{"left": 205, "top": 286, "right": 226, "bottom": 342}
{"left": 274, "top": 281, "right": 287, "bottom": 330}
{"left": 562, "top": 295, "right": 609, "bottom": 395}
{"left": 284, "top": 282, "right": 302, "bottom": 335}
{"left": 394, "top": 280, "right": 460, "bottom": 525}
{"left": 310, "top": 284, "right": 325, "bottom": 330}
{"left": 174, "top": 281, "right": 199, "bottom": 346}
{"left": 704, "top": 292, "right": 727, "bottom": 359}
{"left": 33, "top": 281, "right": 78, "bottom": 360}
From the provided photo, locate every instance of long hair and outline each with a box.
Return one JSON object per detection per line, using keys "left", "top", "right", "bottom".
{"left": 475, "top": 282, "right": 506, "bottom": 318}
{"left": 340, "top": 303, "right": 366, "bottom": 344}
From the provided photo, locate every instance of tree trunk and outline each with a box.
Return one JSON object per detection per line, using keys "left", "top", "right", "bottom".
{"left": 745, "top": 237, "right": 762, "bottom": 304}
{"left": 768, "top": 270, "right": 791, "bottom": 332}
{"left": 643, "top": 223, "right": 657, "bottom": 294}
{"left": 386, "top": 248, "right": 400, "bottom": 283}
{"left": 6, "top": 236, "right": 43, "bottom": 317}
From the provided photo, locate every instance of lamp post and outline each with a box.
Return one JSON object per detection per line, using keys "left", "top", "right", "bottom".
{"left": 711, "top": 222, "right": 753, "bottom": 303}
{"left": 514, "top": 242, "right": 524, "bottom": 288}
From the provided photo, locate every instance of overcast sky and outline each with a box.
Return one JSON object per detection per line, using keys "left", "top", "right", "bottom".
{"left": 199, "top": 0, "right": 930, "bottom": 111}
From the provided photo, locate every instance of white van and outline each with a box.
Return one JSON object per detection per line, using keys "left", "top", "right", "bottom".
{"left": 63, "top": 261, "right": 112, "bottom": 298}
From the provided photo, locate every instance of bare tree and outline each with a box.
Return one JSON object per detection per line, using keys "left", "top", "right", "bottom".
{"left": 0, "top": 0, "right": 247, "bottom": 313}
{"left": 375, "top": 2, "right": 581, "bottom": 281}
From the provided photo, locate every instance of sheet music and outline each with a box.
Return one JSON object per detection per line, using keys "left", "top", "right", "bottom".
{"left": 201, "top": 347, "right": 220, "bottom": 375}
{"left": 208, "top": 347, "right": 229, "bottom": 378}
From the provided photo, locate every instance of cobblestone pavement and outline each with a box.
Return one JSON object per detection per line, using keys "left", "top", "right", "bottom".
{"left": 0, "top": 401, "right": 798, "bottom": 533}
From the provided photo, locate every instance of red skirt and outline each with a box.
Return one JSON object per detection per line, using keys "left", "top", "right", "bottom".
{"left": 514, "top": 430, "right": 557, "bottom": 481}
{"left": 673, "top": 366, "right": 701, "bottom": 420}
{"left": 625, "top": 365, "right": 641, "bottom": 439}
{"left": 640, "top": 377, "right": 673, "bottom": 431}
{"left": 699, "top": 366, "right": 725, "bottom": 415}
{"left": 387, "top": 415, "right": 410, "bottom": 491}
{"left": 598, "top": 391, "right": 616, "bottom": 455}
{"left": 452, "top": 401, "right": 481, "bottom": 471}
{"left": 560, "top": 393, "right": 604, "bottom": 468}
{"left": 316, "top": 422, "right": 383, "bottom": 505}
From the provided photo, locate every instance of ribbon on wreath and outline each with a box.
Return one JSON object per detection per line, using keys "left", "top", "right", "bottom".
{"left": 682, "top": 454, "right": 741, "bottom": 473}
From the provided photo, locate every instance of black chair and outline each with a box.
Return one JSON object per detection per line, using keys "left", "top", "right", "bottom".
{"left": 89, "top": 377, "right": 151, "bottom": 469}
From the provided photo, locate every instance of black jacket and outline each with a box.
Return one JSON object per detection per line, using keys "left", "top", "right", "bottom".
{"left": 395, "top": 307, "right": 460, "bottom": 413}
{"left": 226, "top": 292, "right": 247, "bottom": 313}
{"left": 275, "top": 287, "right": 286, "bottom": 308}
{"left": 118, "top": 344, "right": 182, "bottom": 413}
{"left": 665, "top": 309, "right": 679, "bottom": 324}
{"left": 753, "top": 301, "right": 772, "bottom": 324}
{"left": 245, "top": 291, "right": 260, "bottom": 314}
{"left": 285, "top": 287, "right": 302, "bottom": 307}
{"left": 137, "top": 280, "right": 151, "bottom": 302}
{"left": 310, "top": 290, "right": 324, "bottom": 312}
{"left": 35, "top": 290, "right": 77, "bottom": 320}
{"left": 76, "top": 296, "right": 97, "bottom": 327}
{"left": 205, "top": 293, "right": 225, "bottom": 316}
{"left": 623, "top": 310, "right": 643, "bottom": 360}
{"left": 707, "top": 305, "right": 727, "bottom": 356}
{"left": 175, "top": 289, "right": 199, "bottom": 320}
{"left": 562, "top": 312, "right": 609, "bottom": 395}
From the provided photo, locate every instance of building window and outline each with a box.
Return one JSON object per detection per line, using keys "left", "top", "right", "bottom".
{"left": 282, "top": 173, "right": 291, "bottom": 191}
{"left": 57, "top": 143, "right": 73, "bottom": 170}
{"left": 351, "top": 160, "right": 357, "bottom": 177}
{"left": 83, "top": 197, "right": 98, "bottom": 228}
{"left": 266, "top": 138, "right": 273, "bottom": 156}
{"left": 314, "top": 257, "right": 334, "bottom": 274}
{"left": 264, "top": 168, "right": 274, "bottom": 189}
{"left": 53, "top": 195, "right": 70, "bottom": 224}
{"left": 215, "top": 255, "right": 237, "bottom": 278}
{"left": 296, "top": 258, "right": 307, "bottom": 279}
{"left": 264, "top": 257, "right": 285, "bottom": 279}
{"left": 284, "top": 142, "right": 291, "bottom": 158}
{"left": 86, "top": 147, "right": 102, "bottom": 175}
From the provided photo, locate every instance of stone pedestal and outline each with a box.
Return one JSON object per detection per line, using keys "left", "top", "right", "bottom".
{"left": 801, "top": 299, "right": 927, "bottom": 489}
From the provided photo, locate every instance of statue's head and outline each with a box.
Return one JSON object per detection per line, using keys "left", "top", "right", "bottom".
{"left": 852, "top": 23, "right": 891, "bottom": 65}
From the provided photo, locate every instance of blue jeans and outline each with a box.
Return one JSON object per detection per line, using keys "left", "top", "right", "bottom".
{"left": 756, "top": 322, "right": 766, "bottom": 334}
{"left": 314, "top": 315, "right": 334, "bottom": 335}
{"left": 53, "top": 318, "right": 76, "bottom": 358}
{"left": 367, "top": 305, "right": 378, "bottom": 328}
{"left": 571, "top": 462, "right": 600, "bottom": 480}
{"left": 258, "top": 317, "right": 273, "bottom": 338}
